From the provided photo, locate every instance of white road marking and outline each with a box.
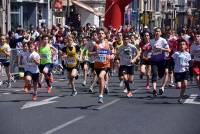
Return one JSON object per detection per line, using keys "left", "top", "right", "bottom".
{"left": 15, "top": 89, "right": 23, "bottom": 92}
{"left": 95, "top": 99, "right": 120, "bottom": 110}
{"left": 184, "top": 94, "right": 200, "bottom": 105}
{"left": 133, "top": 89, "right": 139, "bottom": 93}
{"left": 2, "top": 92, "right": 11, "bottom": 95}
{"left": 43, "top": 116, "right": 85, "bottom": 134}
{"left": 21, "top": 96, "right": 59, "bottom": 109}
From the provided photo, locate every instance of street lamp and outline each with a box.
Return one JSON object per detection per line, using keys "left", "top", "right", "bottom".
{"left": 144, "top": 0, "right": 147, "bottom": 28}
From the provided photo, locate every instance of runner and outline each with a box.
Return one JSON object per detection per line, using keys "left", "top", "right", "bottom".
{"left": 88, "top": 32, "right": 98, "bottom": 93}
{"left": 79, "top": 37, "right": 89, "bottom": 86}
{"left": 23, "top": 41, "right": 40, "bottom": 101}
{"left": 93, "top": 29, "right": 111, "bottom": 103}
{"left": 38, "top": 34, "right": 57, "bottom": 93}
{"left": 20, "top": 42, "right": 29, "bottom": 91}
{"left": 113, "top": 32, "right": 123, "bottom": 86}
{"left": 172, "top": 39, "right": 191, "bottom": 103}
{"left": 117, "top": 35, "right": 140, "bottom": 97}
{"left": 62, "top": 35, "right": 80, "bottom": 96}
{"left": 139, "top": 32, "right": 151, "bottom": 91}
{"left": 190, "top": 32, "right": 200, "bottom": 96}
{"left": 150, "top": 28, "right": 170, "bottom": 96}
{"left": 0, "top": 35, "right": 12, "bottom": 88}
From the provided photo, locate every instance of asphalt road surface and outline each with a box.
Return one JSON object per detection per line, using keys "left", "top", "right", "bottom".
{"left": 0, "top": 71, "right": 200, "bottom": 134}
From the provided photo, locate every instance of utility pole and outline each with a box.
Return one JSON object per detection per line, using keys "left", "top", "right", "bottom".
{"left": 5, "top": 0, "right": 11, "bottom": 33}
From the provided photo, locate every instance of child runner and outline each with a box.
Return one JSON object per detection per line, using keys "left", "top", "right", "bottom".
{"left": 172, "top": 39, "right": 191, "bottom": 103}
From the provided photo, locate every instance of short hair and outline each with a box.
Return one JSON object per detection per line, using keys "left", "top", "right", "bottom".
{"left": 177, "top": 39, "right": 187, "bottom": 46}
{"left": 41, "top": 34, "right": 49, "bottom": 40}
{"left": 154, "top": 27, "right": 161, "bottom": 32}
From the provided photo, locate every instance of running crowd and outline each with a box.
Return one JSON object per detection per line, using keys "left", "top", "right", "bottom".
{"left": 0, "top": 24, "right": 200, "bottom": 104}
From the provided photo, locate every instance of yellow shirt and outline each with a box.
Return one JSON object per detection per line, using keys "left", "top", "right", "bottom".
{"left": 0, "top": 43, "right": 11, "bottom": 60}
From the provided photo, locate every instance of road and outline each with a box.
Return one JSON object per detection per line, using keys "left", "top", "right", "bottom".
{"left": 0, "top": 72, "right": 200, "bottom": 134}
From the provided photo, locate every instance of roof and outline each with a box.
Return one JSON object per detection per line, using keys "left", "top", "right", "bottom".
{"left": 72, "top": 0, "right": 103, "bottom": 17}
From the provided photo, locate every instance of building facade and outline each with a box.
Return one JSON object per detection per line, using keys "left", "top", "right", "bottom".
{"left": 0, "top": 0, "right": 11, "bottom": 35}
{"left": 10, "top": 0, "right": 52, "bottom": 30}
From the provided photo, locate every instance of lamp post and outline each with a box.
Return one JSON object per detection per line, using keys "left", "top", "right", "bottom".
{"left": 144, "top": 0, "right": 147, "bottom": 28}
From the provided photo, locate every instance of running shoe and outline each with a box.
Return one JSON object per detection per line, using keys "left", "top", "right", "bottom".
{"left": 89, "top": 86, "right": 94, "bottom": 93}
{"left": 127, "top": 91, "right": 133, "bottom": 98}
{"left": 123, "top": 88, "right": 128, "bottom": 93}
{"left": 11, "top": 77, "right": 16, "bottom": 83}
{"left": 177, "top": 98, "right": 183, "bottom": 104}
{"left": 0, "top": 80, "right": 2, "bottom": 86}
{"left": 169, "top": 83, "right": 175, "bottom": 87}
{"left": 152, "top": 90, "right": 157, "bottom": 97}
{"left": 32, "top": 95, "right": 37, "bottom": 101}
{"left": 47, "top": 86, "right": 52, "bottom": 93}
{"left": 98, "top": 96, "right": 104, "bottom": 103}
{"left": 82, "top": 81, "right": 86, "bottom": 86}
{"left": 7, "top": 82, "right": 11, "bottom": 88}
{"left": 146, "top": 85, "right": 150, "bottom": 90}
{"left": 71, "top": 90, "right": 77, "bottom": 96}
{"left": 119, "top": 81, "right": 123, "bottom": 87}
{"left": 158, "top": 87, "right": 164, "bottom": 95}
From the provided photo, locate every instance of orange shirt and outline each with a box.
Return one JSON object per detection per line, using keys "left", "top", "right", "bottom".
{"left": 94, "top": 41, "right": 111, "bottom": 69}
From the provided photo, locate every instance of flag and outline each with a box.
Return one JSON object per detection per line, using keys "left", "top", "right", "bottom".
{"left": 104, "top": 0, "right": 132, "bottom": 29}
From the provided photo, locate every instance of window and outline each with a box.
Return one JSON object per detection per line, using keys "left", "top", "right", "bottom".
{"left": 156, "top": 0, "right": 160, "bottom": 12}
{"left": 0, "top": 0, "right": 2, "bottom": 8}
{"left": 11, "top": 3, "right": 20, "bottom": 12}
{"left": 11, "top": 14, "right": 20, "bottom": 31}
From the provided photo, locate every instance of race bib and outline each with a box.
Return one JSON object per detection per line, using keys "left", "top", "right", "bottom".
{"left": 27, "top": 57, "right": 35, "bottom": 66}
{"left": 96, "top": 54, "right": 106, "bottom": 62}
{"left": 152, "top": 48, "right": 162, "bottom": 55}
{"left": 40, "top": 54, "right": 48, "bottom": 59}
{"left": 66, "top": 57, "right": 76, "bottom": 65}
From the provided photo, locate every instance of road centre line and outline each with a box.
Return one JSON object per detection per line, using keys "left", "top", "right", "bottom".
{"left": 94, "top": 99, "right": 120, "bottom": 110}
{"left": 43, "top": 116, "right": 85, "bottom": 134}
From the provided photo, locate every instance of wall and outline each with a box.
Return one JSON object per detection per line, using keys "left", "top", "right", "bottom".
{"left": 77, "top": 7, "right": 99, "bottom": 27}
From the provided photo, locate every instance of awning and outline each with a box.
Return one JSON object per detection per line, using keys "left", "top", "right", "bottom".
{"left": 72, "top": 0, "right": 103, "bottom": 17}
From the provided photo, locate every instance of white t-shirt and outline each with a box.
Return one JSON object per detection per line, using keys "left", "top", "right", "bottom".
{"left": 190, "top": 43, "right": 200, "bottom": 62}
{"left": 118, "top": 43, "right": 137, "bottom": 66}
{"left": 24, "top": 51, "right": 40, "bottom": 73}
{"left": 150, "top": 37, "right": 169, "bottom": 61}
{"left": 172, "top": 51, "right": 191, "bottom": 73}
{"left": 20, "top": 51, "right": 29, "bottom": 66}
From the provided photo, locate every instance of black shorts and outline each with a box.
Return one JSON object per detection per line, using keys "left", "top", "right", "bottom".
{"left": 174, "top": 71, "right": 189, "bottom": 83}
{"left": 95, "top": 68, "right": 109, "bottom": 77}
{"left": 89, "top": 62, "right": 95, "bottom": 72}
{"left": 24, "top": 71, "right": 39, "bottom": 82}
{"left": 66, "top": 67, "right": 78, "bottom": 72}
{"left": 80, "top": 61, "right": 89, "bottom": 70}
{"left": 140, "top": 59, "right": 151, "bottom": 65}
{"left": 118, "top": 65, "right": 134, "bottom": 77}
{"left": 164, "top": 59, "right": 174, "bottom": 71}
{"left": 0, "top": 59, "right": 10, "bottom": 67}
{"left": 39, "top": 63, "right": 53, "bottom": 73}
